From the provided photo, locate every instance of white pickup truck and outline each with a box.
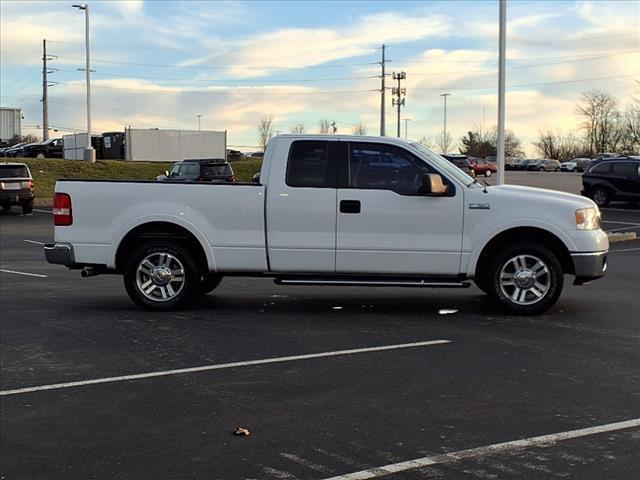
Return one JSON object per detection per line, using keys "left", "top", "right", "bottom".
{"left": 45, "top": 135, "right": 608, "bottom": 315}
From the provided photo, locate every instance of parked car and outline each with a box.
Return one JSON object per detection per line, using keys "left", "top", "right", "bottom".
{"left": 469, "top": 157, "right": 497, "bottom": 177}
{"left": 18, "top": 138, "right": 63, "bottom": 158}
{"left": 441, "top": 154, "right": 475, "bottom": 177}
{"left": 156, "top": 159, "right": 236, "bottom": 183}
{"left": 0, "top": 142, "right": 27, "bottom": 157}
{"left": 560, "top": 158, "right": 591, "bottom": 172}
{"left": 510, "top": 159, "right": 536, "bottom": 171}
{"left": 581, "top": 157, "right": 640, "bottom": 207}
{"left": 0, "top": 162, "right": 35, "bottom": 213}
{"left": 45, "top": 135, "right": 608, "bottom": 315}
{"left": 247, "top": 151, "right": 264, "bottom": 158}
{"left": 4, "top": 142, "right": 38, "bottom": 158}
{"left": 226, "top": 149, "right": 242, "bottom": 161}
{"left": 528, "top": 159, "right": 561, "bottom": 172}
{"left": 505, "top": 158, "right": 522, "bottom": 170}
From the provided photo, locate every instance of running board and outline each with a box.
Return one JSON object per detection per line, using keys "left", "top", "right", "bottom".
{"left": 274, "top": 276, "right": 470, "bottom": 288}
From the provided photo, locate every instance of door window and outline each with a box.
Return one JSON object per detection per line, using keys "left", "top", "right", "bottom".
{"left": 612, "top": 161, "right": 638, "bottom": 177}
{"left": 590, "top": 162, "right": 611, "bottom": 174}
{"left": 348, "top": 143, "right": 434, "bottom": 195}
{"left": 286, "top": 141, "right": 336, "bottom": 188}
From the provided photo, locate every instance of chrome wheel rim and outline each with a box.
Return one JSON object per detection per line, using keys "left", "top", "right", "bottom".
{"left": 499, "top": 254, "right": 550, "bottom": 305}
{"left": 136, "top": 252, "right": 185, "bottom": 302}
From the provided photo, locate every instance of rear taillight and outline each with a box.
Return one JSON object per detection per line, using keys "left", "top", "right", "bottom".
{"left": 29, "top": 179, "right": 34, "bottom": 190}
{"left": 232, "top": 175, "right": 237, "bottom": 183}
{"left": 53, "top": 192, "right": 72, "bottom": 226}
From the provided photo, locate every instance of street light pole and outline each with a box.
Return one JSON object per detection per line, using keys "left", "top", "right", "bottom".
{"left": 403, "top": 118, "right": 411, "bottom": 139}
{"left": 72, "top": 3, "right": 95, "bottom": 162}
{"left": 496, "top": 0, "right": 507, "bottom": 185}
{"left": 439, "top": 93, "right": 451, "bottom": 152}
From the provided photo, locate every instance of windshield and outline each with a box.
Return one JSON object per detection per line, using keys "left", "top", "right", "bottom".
{"left": 0, "top": 165, "right": 30, "bottom": 178}
{"left": 410, "top": 143, "right": 476, "bottom": 186}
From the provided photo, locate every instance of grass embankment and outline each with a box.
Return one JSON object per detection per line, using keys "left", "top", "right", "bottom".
{"left": 20, "top": 157, "right": 263, "bottom": 205}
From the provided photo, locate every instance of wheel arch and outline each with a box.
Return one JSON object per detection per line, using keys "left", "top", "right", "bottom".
{"left": 471, "top": 226, "right": 574, "bottom": 280}
{"left": 113, "top": 220, "right": 213, "bottom": 274}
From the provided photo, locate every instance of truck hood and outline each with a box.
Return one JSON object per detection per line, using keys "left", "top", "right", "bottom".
{"left": 484, "top": 184, "right": 597, "bottom": 210}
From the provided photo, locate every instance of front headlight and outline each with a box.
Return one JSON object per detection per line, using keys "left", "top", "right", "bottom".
{"left": 575, "top": 207, "right": 601, "bottom": 230}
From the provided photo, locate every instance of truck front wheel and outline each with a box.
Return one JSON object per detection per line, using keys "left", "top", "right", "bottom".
{"left": 486, "top": 242, "right": 563, "bottom": 315}
{"left": 124, "top": 241, "right": 198, "bottom": 311}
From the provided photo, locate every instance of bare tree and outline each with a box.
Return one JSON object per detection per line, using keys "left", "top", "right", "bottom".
{"left": 533, "top": 129, "right": 590, "bottom": 161}
{"left": 435, "top": 130, "right": 452, "bottom": 153}
{"left": 352, "top": 123, "right": 368, "bottom": 136}
{"left": 290, "top": 123, "right": 306, "bottom": 133}
{"left": 418, "top": 135, "right": 434, "bottom": 149}
{"left": 257, "top": 116, "right": 274, "bottom": 151}
{"left": 319, "top": 119, "right": 331, "bottom": 134}
{"left": 576, "top": 90, "right": 620, "bottom": 155}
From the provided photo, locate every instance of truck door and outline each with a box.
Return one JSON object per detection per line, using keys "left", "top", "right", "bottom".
{"left": 266, "top": 140, "right": 338, "bottom": 272}
{"left": 336, "top": 142, "right": 464, "bottom": 275}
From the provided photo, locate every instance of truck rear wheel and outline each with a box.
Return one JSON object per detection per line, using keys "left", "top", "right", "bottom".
{"left": 486, "top": 242, "right": 563, "bottom": 315}
{"left": 124, "top": 241, "right": 198, "bottom": 311}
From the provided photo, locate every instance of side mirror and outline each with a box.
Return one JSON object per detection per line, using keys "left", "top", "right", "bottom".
{"left": 419, "top": 173, "right": 448, "bottom": 196}
{"left": 165, "top": 170, "right": 170, "bottom": 177}
{"left": 252, "top": 173, "right": 261, "bottom": 184}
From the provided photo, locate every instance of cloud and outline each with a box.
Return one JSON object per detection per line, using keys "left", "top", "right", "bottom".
{"left": 181, "top": 11, "right": 452, "bottom": 78}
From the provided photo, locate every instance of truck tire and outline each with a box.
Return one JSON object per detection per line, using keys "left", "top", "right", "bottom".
{"left": 22, "top": 200, "right": 33, "bottom": 214}
{"left": 2, "top": 204, "right": 10, "bottom": 212}
{"left": 197, "top": 273, "right": 223, "bottom": 296}
{"left": 485, "top": 242, "right": 563, "bottom": 315}
{"left": 36, "top": 153, "right": 45, "bottom": 159}
{"left": 124, "top": 241, "right": 199, "bottom": 311}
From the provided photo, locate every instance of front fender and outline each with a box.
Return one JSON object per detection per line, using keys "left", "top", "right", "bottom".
{"left": 463, "top": 218, "right": 577, "bottom": 278}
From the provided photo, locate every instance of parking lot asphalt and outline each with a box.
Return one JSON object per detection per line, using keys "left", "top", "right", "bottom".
{"left": 1, "top": 176, "right": 639, "bottom": 479}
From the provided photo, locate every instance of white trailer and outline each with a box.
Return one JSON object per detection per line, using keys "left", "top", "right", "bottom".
{"left": 0, "top": 107, "right": 22, "bottom": 143}
{"left": 125, "top": 128, "right": 226, "bottom": 162}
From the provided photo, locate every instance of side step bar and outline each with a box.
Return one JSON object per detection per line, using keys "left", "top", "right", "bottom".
{"left": 274, "top": 276, "right": 470, "bottom": 288}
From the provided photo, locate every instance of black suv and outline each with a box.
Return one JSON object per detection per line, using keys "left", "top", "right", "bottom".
{"left": 18, "top": 138, "right": 64, "bottom": 158}
{"left": 157, "top": 159, "right": 236, "bottom": 183}
{"left": 0, "top": 162, "right": 35, "bottom": 213}
{"left": 581, "top": 157, "right": 640, "bottom": 207}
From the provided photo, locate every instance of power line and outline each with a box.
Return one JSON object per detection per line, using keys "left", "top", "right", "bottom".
{"left": 52, "top": 55, "right": 376, "bottom": 70}
{"left": 411, "top": 73, "right": 637, "bottom": 92}
{"left": 55, "top": 69, "right": 377, "bottom": 83}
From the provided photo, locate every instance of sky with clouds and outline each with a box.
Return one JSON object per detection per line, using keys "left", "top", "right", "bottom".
{"left": 1, "top": 0, "right": 638, "bottom": 154}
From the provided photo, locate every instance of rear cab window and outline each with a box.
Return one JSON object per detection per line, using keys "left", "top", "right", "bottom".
{"left": 286, "top": 141, "right": 337, "bottom": 188}
{"left": 201, "top": 164, "right": 232, "bottom": 177}
{"left": 0, "top": 165, "right": 30, "bottom": 178}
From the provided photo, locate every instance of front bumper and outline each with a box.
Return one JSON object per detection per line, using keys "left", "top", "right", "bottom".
{"left": 571, "top": 251, "right": 607, "bottom": 285}
{"left": 44, "top": 243, "right": 75, "bottom": 267}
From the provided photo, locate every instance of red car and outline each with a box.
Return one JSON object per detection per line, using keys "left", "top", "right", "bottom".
{"left": 469, "top": 157, "right": 497, "bottom": 177}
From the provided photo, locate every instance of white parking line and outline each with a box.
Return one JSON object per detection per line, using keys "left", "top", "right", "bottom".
{"left": 23, "top": 239, "right": 45, "bottom": 245}
{"left": 322, "top": 418, "right": 640, "bottom": 480}
{"left": 0, "top": 339, "right": 451, "bottom": 396}
{"left": 0, "top": 269, "right": 47, "bottom": 278}
{"left": 606, "top": 226, "right": 640, "bottom": 232}
{"left": 33, "top": 208, "right": 52, "bottom": 213}
{"left": 610, "top": 247, "right": 640, "bottom": 253}
{"left": 602, "top": 220, "right": 640, "bottom": 226}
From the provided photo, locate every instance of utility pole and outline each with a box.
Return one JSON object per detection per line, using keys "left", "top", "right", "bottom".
{"left": 392, "top": 71, "right": 406, "bottom": 138}
{"left": 197, "top": 114, "right": 202, "bottom": 131}
{"left": 331, "top": 121, "right": 337, "bottom": 134}
{"left": 72, "top": 4, "right": 95, "bottom": 162}
{"left": 42, "top": 39, "right": 49, "bottom": 141}
{"left": 440, "top": 93, "right": 451, "bottom": 152}
{"left": 378, "top": 44, "right": 389, "bottom": 136}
